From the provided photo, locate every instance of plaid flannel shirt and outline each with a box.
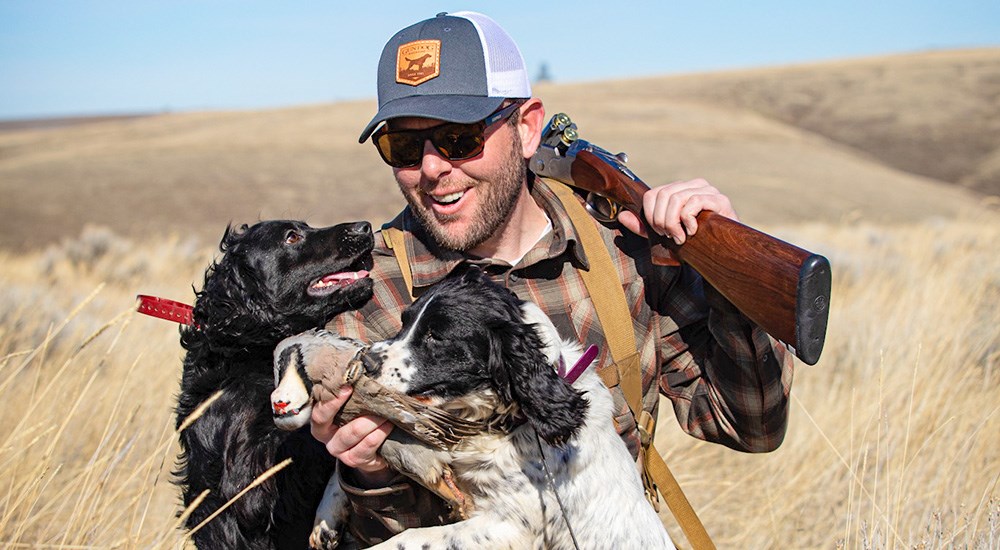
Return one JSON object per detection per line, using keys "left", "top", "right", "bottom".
{"left": 326, "top": 178, "right": 794, "bottom": 545}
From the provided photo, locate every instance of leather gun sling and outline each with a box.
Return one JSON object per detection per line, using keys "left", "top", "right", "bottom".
{"left": 382, "top": 227, "right": 415, "bottom": 302}
{"left": 548, "top": 180, "right": 715, "bottom": 550}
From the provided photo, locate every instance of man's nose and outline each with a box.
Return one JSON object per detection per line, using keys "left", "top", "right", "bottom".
{"left": 419, "top": 139, "right": 452, "bottom": 179}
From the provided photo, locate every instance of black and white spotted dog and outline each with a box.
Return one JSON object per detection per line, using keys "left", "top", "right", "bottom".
{"left": 279, "top": 268, "right": 675, "bottom": 549}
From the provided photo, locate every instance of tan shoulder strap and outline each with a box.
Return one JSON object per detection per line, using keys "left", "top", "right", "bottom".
{"left": 382, "top": 226, "right": 415, "bottom": 302}
{"left": 546, "top": 180, "right": 643, "bottom": 411}
{"left": 645, "top": 446, "right": 716, "bottom": 549}
{"left": 547, "top": 179, "right": 716, "bottom": 550}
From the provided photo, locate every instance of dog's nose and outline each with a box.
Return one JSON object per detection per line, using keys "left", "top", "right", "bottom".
{"left": 347, "top": 221, "right": 371, "bottom": 236}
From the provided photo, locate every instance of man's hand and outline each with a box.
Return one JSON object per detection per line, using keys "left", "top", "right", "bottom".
{"left": 616, "top": 178, "right": 738, "bottom": 244}
{"left": 310, "top": 386, "right": 396, "bottom": 487}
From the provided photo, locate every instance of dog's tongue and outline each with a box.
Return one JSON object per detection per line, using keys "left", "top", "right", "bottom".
{"left": 313, "top": 270, "right": 369, "bottom": 289}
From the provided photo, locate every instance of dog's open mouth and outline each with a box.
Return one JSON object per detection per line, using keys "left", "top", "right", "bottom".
{"left": 308, "top": 269, "right": 370, "bottom": 296}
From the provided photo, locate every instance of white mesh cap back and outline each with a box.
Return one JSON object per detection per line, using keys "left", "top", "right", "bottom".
{"left": 451, "top": 11, "right": 531, "bottom": 98}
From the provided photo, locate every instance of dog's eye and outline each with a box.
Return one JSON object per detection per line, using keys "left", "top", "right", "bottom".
{"left": 284, "top": 231, "right": 303, "bottom": 245}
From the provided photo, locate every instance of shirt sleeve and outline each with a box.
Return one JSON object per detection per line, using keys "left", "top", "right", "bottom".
{"left": 337, "top": 468, "right": 457, "bottom": 546}
{"left": 655, "top": 264, "right": 794, "bottom": 453}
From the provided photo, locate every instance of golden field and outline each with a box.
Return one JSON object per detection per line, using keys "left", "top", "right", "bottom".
{"left": 1, "top": 48, "right": 998, "bottom": 548}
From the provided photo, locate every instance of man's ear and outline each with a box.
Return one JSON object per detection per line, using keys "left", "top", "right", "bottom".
{"left": 517, "top": 98, "right": 546, "bottom": 160}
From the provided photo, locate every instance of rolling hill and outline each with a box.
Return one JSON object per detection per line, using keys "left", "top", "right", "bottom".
{"left": 613, "top": 48, "right": 1000, "bottom": 196}
{"left": 0, "top": 48, "right": 997, "bottom": 252}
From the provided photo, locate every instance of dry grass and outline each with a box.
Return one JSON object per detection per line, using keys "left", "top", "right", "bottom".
{"left": 655, "top": 215, "right": 1000, "bottom": 548}
{"left": 0, "top": 214, "right": 997, "bottom": 548}
{"left": 0, "top": 231, "right": 209, "bottom": 548}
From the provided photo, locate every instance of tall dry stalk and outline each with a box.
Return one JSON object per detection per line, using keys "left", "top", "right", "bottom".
{"left": 0, "top": 234, "right": 207, "bottom": 548}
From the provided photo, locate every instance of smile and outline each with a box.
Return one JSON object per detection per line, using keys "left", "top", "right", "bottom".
{"left": 431, "top": 190, "right": 465, "bottom": 205}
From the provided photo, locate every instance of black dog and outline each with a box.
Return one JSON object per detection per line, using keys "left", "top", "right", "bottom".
{"left": 174, "top": 220, "right": 374, "bottom": 549}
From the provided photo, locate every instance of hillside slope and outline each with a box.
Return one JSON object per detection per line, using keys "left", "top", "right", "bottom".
{"left": 622, "top": 48, "right": 1000, "bottom": 195}
{"left": 0, "top": 49, "right": 996, "bottom": 251}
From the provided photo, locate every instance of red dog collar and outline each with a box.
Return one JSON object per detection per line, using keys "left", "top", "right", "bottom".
{"left": 136, "top": 295, "right": 196, "bottom": 327}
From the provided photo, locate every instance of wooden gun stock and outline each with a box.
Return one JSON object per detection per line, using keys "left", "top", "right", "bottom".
{"left": 568, "top": 149, "right": 830, "bottom": 365}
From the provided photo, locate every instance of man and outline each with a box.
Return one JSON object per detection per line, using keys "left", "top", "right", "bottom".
{"left": 311, "top": 11, "right": 793, "bottom": 545}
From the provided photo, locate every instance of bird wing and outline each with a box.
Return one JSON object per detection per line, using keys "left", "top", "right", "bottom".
{"left": 346, "top": 375, "right": 489, "bottom": 450}
{"left": 289, "top": 329, "right": 491, "bottom": 449}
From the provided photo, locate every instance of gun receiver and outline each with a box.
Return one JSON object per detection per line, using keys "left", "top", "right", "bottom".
{"left": 530, "top": 113, "right": 830, "bottom": 365}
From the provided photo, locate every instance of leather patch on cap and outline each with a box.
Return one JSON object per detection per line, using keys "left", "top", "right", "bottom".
{"left": 396, "top": 40, "right": 441, "bottom": 86}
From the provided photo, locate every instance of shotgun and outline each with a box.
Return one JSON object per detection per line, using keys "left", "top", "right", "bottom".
{"left": 530, "top": 113, "right": 830, "bottom": 365}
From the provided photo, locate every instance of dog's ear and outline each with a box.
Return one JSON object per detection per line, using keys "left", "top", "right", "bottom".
{"left": 219, "top": 223, "right": 249, "bottom": 253}
{"left": 488, "top": 321, "right": 588, "bottom": 447}
{"left": 193, "top": 231, "right": 280, "bottom": 345}
{"left": 198, "top": 223, "right": 254, "bottom": 332}
{"left": 453, "top": 264, "right": 484, "bottom": 284}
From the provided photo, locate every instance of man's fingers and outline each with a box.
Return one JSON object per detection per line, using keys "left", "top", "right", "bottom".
{"left": 327, "top": 414, "right": 387, "bottom": 452}
{"left": 310, "top": 386, "right": 352, "bottom": 443}
{"left": 636, "top": 179, "right": 738, "bottom": 245}
{"left": 678, "top": 194, "right": 719, "bottom": 237}
{"left": 648, "top": 187, "right": 688, "bottom": 243}
{"left": 309, "top": 386, "right": 394, "bottom": 475}
{"left": 328, "top": 417, "right": 393, "bottom": 472}
{"left": 616, "top": 210, "right": 646, "bottom": 237}
{"left": 682, "top": 207, "right": 699, "bottom": 237}
{"left": 311, "top": 386, "right": 352, "bottom": 423}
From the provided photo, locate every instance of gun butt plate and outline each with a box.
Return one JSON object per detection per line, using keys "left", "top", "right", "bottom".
{"left": 794, "top": 254, "right": 832, "bottom": 365}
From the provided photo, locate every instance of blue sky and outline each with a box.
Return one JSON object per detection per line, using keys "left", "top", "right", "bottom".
{"left": 1, "top": 1, "right": 997, "bottom": 120}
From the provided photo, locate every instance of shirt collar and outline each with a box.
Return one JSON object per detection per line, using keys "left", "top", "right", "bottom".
{"left": 385, "top": 177, "right": 591, "bottom": 291}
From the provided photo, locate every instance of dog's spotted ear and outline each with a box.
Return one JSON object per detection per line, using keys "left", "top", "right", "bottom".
{"left": 488, "top": 321, "right": 587, "bottom": 447}
{"left": 519, "top": 302, "right": 563, "bottom": 366}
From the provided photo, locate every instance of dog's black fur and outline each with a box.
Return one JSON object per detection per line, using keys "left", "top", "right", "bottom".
{"left": 364, "top": 267, "right": 589, "bottom": 446}
{"left": 174, "top": 220, "right": 374, "bottom": 549}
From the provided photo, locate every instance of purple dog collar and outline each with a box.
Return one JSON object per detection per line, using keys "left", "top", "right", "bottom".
{"left": 558, "top": 344, "right": 599, "bottom": 384}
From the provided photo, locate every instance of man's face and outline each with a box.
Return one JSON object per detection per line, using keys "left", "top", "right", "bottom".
{"left": 389, "top": 113, "right": 526, "bottom": 252}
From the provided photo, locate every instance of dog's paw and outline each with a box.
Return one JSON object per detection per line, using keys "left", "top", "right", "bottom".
{"left": 309, "top": 520, "right": 342, "bottom": 549}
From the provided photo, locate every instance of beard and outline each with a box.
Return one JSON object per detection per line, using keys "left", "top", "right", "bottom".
{"left": 402, "top": 130, "right": 527, "bottom": 253}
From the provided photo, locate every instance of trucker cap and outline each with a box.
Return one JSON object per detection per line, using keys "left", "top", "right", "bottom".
{"left": 358, "top": 11, "right": 532, "bottom": 143}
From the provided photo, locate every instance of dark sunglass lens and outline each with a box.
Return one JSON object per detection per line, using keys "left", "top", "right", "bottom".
{"left": 433, "top": 123, "right": 485, "bottom": 160}
{"left": 377, "top": 132, "right": 423, "bottom": 167}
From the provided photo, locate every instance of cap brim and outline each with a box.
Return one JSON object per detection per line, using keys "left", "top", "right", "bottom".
{"left": 358, "top": 95, "right": 505, "bottom": 143}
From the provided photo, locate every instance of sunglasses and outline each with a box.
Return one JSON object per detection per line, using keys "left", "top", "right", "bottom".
{"left": 371, "top": 101, "right": 523, "bottom": 168}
